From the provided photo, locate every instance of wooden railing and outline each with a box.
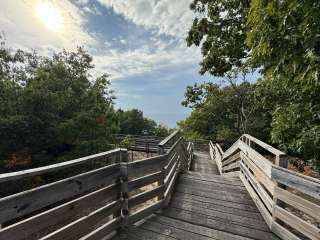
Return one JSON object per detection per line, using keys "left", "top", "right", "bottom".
{"left": 113, "top": 134, "right": 164, "bottom": 153}
{"left": 210, "top": 134, "right": 320, "bottom": 240}
{"left": 157, "top": 130, "right": 181, "bottom": 154}
{"left": 0, "top": 132, "right": 193, "bottom": 240}
{"left": 187, "top": 138, "right": 209, "bottom": 152}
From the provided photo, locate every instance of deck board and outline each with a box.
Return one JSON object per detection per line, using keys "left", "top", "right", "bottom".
{"left": 112, "top": 151, "right": 279, "bottom": 240}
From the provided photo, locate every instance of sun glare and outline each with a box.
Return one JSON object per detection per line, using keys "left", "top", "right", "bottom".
{"left": 36, "top": 1, "right": 64, "bottom": 32}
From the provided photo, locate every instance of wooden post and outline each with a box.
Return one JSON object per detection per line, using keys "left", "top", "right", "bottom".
{"left": 158, "top": 162, "right": 166, "bottom": 204}
{"left": 275, "top": 154, "right": 288, "bottom": 169}
{"left": 119, "top": 149, "right": 129, "bottom": 238}
{"left": 158, "top": 145, "right": 164, "bottom": 155}
{"left": 273, "top": 154, "right": 288, "bottom": 215}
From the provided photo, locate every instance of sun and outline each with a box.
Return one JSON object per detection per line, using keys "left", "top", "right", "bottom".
{"left": 36, "top": 1, "right": 64, "bottom": 32}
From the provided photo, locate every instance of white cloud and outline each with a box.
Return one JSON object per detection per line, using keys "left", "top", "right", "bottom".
{"left": 93, "top": 40, "right": 200, "bottom": 80}
{"left": 0, "top": 0, "right": 200, "bottom": 81}
{"left": 0, "top": 0, "right": 95, "bottom": 53}
{"left": 91, "top": 0, "right": 201, "bottom": 80}
{"left": 98, "top": 0, "right": 194, "bottom": 38}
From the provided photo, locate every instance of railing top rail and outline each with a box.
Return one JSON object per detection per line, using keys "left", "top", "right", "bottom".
{"left": 272, "top": 165, "right": 320, "bottom": 185}
{"left": 216, "top": 143, "right": 224, "bottom": 155}
{"left": 223, "top": 139, "right": 241, "bottom": 159}
{"left": 158, "top": 130, "right": 180, "bottom": 147}
{"left": 241, "top": 134, "right": 285, "bottom": 157}
{"left": 113, "top": 134, "right": 164, "bottom": 140}
{"left": 165, "top": 136, "right": 183, "bottom": 155}
{"left": 0, "top": 148, "right": 123, "bottom": 183}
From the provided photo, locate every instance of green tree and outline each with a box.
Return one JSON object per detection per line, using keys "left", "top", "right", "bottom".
{"left": 187, "top": 0, "right": 320, "bottom": 171}
{"left": 187, "top": 0, "right": 250, "bottom": 76}
{"left": 117, "top": 109, "right": 157, "bottom": 135}
{"left": 247, "top": 0, "right": 320, "bottom": 171}
{"left": 0, "top": 44, "right": 117, "bottom": 170}
{"left": 154, "top": 124, "right": 172, "bottom": 137}
{"left": 179, "top": 79, "right": 270, "bottom": 146}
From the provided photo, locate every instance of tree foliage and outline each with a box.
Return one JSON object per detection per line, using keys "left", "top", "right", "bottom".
{"left": 0, "top": 40, "right": 171, "bottom": 171}
{"left": 187, "top": 0, "right": 250, "bottom": 76}
{"left": 179, "top": 78, "right": 271, "bottom": 146}
{"left": 186, "top": 0, "right": 320, "bottom": 171}
{"left": 247, "top": 0, "right": 320, "bottom": 170}
{"left": 0, "top": 45, "right": 117, "bottom": 169}
{"left": 117, "top": 109, "right": 171, "bottom": 137}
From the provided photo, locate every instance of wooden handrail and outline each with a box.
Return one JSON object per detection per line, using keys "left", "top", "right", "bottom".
{"left": 0, "top": 148, "right": 122, "bottom": 183}
{"left": 158, "top": 130, "right": 179, "bottom": 146}
{"left": 241, "top": 134, "right": 285, "bottom": 156}
{"left": 158, "top": 130, "right": 181, "bottom": 154}
{"left": 0, "top": 132, "right": 193, "bottom": 240}
{"left": 210, "top": 134, "right": 320, "bottom": 240}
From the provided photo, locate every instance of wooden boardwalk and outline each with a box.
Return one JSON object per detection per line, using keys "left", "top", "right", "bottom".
{"left": 1, "top": 132, "right": 318, "bottom": 240}
{"left": 191, "top": 152, "right": 219, "bottom": 174}
{"left": 113, "top": 151, "right": 279, "bottom": 240}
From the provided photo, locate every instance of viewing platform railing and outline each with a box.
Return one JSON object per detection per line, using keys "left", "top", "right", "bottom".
{"left": 0, "top": 131, "right": 193, "bottom": 240}
{"left": 210, "top": 134, "right": 320, "bottom": 240}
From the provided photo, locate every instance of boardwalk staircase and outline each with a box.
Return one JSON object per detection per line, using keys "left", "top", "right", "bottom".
{"left": 0, "top": 131, "right": 319, "bottom": 240}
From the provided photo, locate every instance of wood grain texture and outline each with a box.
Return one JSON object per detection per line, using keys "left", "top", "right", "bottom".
{"left": 273, "top": 206, "right": 320, "bottom": 240}
{"left": 274, "top": 186, "right": 320, "bottom": 221}
{"left": 240, "top": 152, "right": 275, "bottom": 195}
{"left": 272, "top": 166, "right": 320, "bottom": 200}
{"left": 40, "top": 200, "right": 121, "bottom": 240}
{"left": 0, "top": 149, "right": 121, "bottom": 183}
{"left": 0, "top": 183, "right": 119, "bottom": 240}
{"left": 240, "top": 162, "right": 274, "bottom": 212}
{"left": 0, "top": 163, "right": 120, "bottom": 224}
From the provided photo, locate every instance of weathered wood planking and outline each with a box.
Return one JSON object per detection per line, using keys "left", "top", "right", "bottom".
{"left": 270, "top": 221, "right": 301, "bottom": 240}
{"left": 272, "top": 166, "right": 320, "bottom": 200}
{"left": 40, "top": 200, "right": 121, "bottom": 240}
{"left": 273, "top": 206, "right": 320, "bottom": 240}
{"left": 0, "top": 163, "right": 120, "bottom": 224}
{"left": 171, "top": 195, "right": 262, "bottom": 218}
{"left": 140, "top": 218, "right": 250, "bottom": 240}
{"left": 274, "top": 186, "right": 320, "bottom": 221}
{"left": 241, "top": 134, "right": 285, "bottom": 157}
{"left": 223, "top": 161, "right": 240, "bottom": 172}
{"left": 164, "top": 152, "right": 178, "bottom": 175}
{"left": 241, "top": 152, "right": 275, "bottom": 195}
{"left": 0, "top": 131, "right": 196, "bottom": 240}
{"left": 173, "top": 191, "right": 259, "bottom": 212}
{"left": 239, "top": 141, "right": 273, "bottom": 177}
{"left": 223, "top": 139, "right": 241, "bottom": 159}
{"left": 178, "top": 178, "right": 247, "bottom": 195}
{"left": 182, "top": 171, "right": 243, "bottom": 185}
{"left": 239, "top": 172, "right": 273, "bottom": 228}
{"left": 221, "top": 140, "right": 273, "bottom": 177}
{"left": 162, "top": 207, "right": 277, "bottom": 240}
{"left": 176, "top": 185, "right": 255, "bottom": 206}
{"left": 152, "top": 215, "right": 254, "bottom": 240}
{"left": 240, "top": 162, "right": 274, "bottom": 212}
{"left": 177, "top": 182, "right": 252, "bottom": 199}
{"left": 158, "top": 130, "right": 180, "bottom": 150}
{"left": 222, "top": 152, "right": 241, "bottom": 167}
{"left": 0, "top": 149, "right": 121, "bottom": 183}
{"left": 164, "top": 162, "right": 179, "bottom": 199}
{"left": 0, "top": 183, "right": 119, "bottom": 240}
{"left": 169, "top": 201, "right": 269, "bottom": 230}
{"left": 127, "top": 155, "right": 165, "bottom": 178}
{"left": 128, "top": 171, "right": 162, "bottom": 191}
{"left": 79, "top": 217, "right": 120, "bottom": 240}
{"left": 164, "top": 157, "right": 179, "bottom": 187}
{"left": 128, "top": 200, "right": 164, "bottom": 224}
{"left": 129, "top": 185, "right": 164, "bottom": 208}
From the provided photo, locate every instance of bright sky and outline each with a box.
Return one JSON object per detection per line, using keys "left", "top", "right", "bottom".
{"left": 0, "top": 0, "right": 210, "bottom": 127}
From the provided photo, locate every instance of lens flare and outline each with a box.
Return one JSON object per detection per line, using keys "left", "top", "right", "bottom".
{"left": 36, "top": 1, "right": 63, "bottom": 32}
